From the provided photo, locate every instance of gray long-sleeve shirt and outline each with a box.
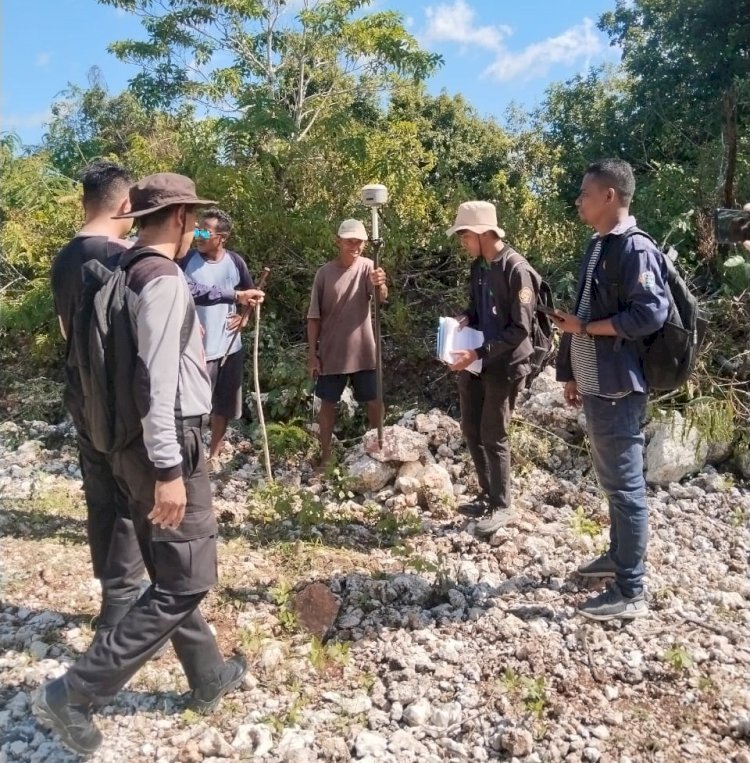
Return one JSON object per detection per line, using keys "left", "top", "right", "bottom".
{"left": 123, "top": 248, "right": 212, "bottom": 481}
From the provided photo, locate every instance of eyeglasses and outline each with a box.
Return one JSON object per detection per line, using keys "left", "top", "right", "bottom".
{"left": 194, "top": 228, "right": 211, "bottom": 240}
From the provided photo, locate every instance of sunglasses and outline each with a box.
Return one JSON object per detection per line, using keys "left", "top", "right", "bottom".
{"left": 194, "top": 228, "right": 211, "bottom": 239}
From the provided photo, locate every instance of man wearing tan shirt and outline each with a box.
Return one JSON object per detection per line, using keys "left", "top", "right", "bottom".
{"left": 307, "top": 219, "right": 387, "bottom": 466}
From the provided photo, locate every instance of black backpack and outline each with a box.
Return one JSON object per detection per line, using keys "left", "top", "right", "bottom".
{"left": 603, "top": 228, "right": 708, "bottom": 392}
{"left": 73, "top": 249, "right": 194, "bottom": 454}
{"left": 504, "top": 250, "right": 556, "bottom": 383}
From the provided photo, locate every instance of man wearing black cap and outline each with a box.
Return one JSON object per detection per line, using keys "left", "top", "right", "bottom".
{"left": 34, "top": 173, "right": 246, "bottom": 756}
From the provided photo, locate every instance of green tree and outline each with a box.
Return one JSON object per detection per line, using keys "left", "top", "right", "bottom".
{"left": 98, "top": 0, "right": 440, "bottom": 142}
{"left": 600, "top": 0, "right": 750, "bottom": 207}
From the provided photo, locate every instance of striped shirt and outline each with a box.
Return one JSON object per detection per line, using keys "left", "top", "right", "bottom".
{"left": 570, "top": 240, "right": 627, "bottom": 399}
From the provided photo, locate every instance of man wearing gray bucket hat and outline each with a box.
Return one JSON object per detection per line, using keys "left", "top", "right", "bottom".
{"left": 447, "top": 201, "right": 541, "bottom": 536}
{"left": 34, "top": 173, "right": 246, "bottom": 755}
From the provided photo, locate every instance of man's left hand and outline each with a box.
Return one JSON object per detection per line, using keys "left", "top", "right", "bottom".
{"left": 370, "top": 268, "right": 387, "bottom": 288}
{"left": 226, "top": 314, "right": 243, "bottom": 332}
{"left": 450, "top": 349, "right": 478, "bottom": 372}
{"left": 550, "top": 310, "right": 584, "bottom": 335}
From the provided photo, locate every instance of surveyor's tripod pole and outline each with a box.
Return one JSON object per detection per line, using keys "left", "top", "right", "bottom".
{"left": 370, "top": 207, "right": 384, "bottom": 450}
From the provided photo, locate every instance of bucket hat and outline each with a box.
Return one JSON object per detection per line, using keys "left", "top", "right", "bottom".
{"left": 446, "top": 201, "right": 505, "bottom": 239}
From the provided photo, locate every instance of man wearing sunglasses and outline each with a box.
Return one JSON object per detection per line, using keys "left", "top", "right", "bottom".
{"left": 180, "top": 209, "right": 263, "bottom": 465}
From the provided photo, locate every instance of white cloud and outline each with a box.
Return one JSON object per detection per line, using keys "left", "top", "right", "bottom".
{"left": 423, "top": 0, "right": 511, "bottom": 51}
{"left": 421, "top": 2, "right": 604, "bottom": 83}
{"left": 482, "top": 18, "right": 603, "bottom": 82}
{"left": 0, "top": 109, "right": 52, "bottom": 132}
{"left": 35, "top": 52, "right": 51, "bottom": 68}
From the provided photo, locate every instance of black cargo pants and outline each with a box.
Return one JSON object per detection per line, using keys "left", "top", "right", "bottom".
{"left": 64, "top": 417, "right": 225, "bottom": 701}
{"left": 458, "top": 371, "right": 525, "bottom": 509}
{"left": 67, "top": 394, "right": 145, "bottom": 604}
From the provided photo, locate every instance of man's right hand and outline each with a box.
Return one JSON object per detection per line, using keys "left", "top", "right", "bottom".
{"left": 563, "top": 380, "right": 582, "bottom": 407}
{"left": 149, "top": 476, "right": 187, "bottom": 530}
{"left": 455, "top": 315, "right": 469, "bottom": 330}
{"left": 308, "top": 355, "right": 322, "bottom": 379}
{"left": 236, "top": 289, "right": 265, "bottom": 307}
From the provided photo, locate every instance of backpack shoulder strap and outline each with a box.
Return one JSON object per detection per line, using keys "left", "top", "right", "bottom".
{"left": 602, "top": 225, "right": 649, "bottom": 307}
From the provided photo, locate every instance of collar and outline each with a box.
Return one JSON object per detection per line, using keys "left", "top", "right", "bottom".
{"left": 596, "top": 215, "right": 637, "bottom": 239}
{"left": 480, "top": 243, "right": 509, "bottom": 270}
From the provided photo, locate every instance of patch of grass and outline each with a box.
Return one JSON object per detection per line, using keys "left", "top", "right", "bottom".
{"left": 522, "top": 677, "right": 548, "bottom": 718}
{"left": 663, "top": 644, "right": 694, "bottom": 673}
{"left": 308, "top": 637, "right": 350, "bottom": 673}
{"left": 265, "top": 420, "right": 315, "bottom": 461}
{"left": 730, "top": 506, "right": 746, "bottom": 528}
{"left": 238, "top": 625, "right": 267, "bottom": 657}
{"left": 358, "top": 671, "right": 377, "bottom": 692}
{"left": 270, "top": 581, "right": 298, "bottom": 633}
{"left": 696, "top": 675, "right": 716, "bottom": 693}
{"left": 323, "top": 465, "right": 356, "bottom": 501}
{"left": 373, "top": 507, "right": 422, "bottom": 544}
{"left": 500, "top": 666, "right": 522, "bottom": 692}
{"left": 180, "top": 709, "right": 202, "bottom": 726}
{"left": 570, "top": 506, "right": 601, "bottom": 539}
{"left": 246, "top": 483, "right": 328, "bottom": 532}
{"left": 20, "top": 490, "right": 87, "bottom": 521}
{"left": 262, "top": 690, "right": 309, "bottom": 733}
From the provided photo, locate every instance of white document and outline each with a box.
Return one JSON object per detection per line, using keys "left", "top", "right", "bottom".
{"left": 436, "top": 317, "right": 483, "bottom": 375}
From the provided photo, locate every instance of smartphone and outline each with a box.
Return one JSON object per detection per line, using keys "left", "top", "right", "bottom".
{"left": 537, "top": 303, "right": 562, "bottom": 318}
{"left": 715, "top": 208, "right": 750, "bottom": 244}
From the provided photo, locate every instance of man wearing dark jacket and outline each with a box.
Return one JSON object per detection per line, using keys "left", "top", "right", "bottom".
{"left": 447, "top": 201, "right": 538, "bottom": 536}
{"left": 35, "top": 174, "right": 246, "bottom": 756}
{"left": 552, "top": 159, "right": 668, "bottom": 621}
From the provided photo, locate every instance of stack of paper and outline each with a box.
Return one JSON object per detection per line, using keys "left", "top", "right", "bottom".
{"left": 436, "top": 317, "right": 483, "bottom": 375}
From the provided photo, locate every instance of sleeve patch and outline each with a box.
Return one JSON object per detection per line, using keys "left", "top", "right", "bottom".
{"left": 638, "top": 272, "right": 656, "bottom": 291}
{"left": 518, "top": 286, "right": 533, "bottom": 305}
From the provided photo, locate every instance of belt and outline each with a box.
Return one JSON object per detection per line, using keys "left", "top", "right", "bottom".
{"left": 177, "top": 414, "right": 209, "bottom": 429}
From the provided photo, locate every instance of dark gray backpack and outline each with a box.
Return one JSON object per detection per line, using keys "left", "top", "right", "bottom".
{"left": 604, "top": 228, "right": 708, "bottom": 391}
{"left": 73, "top": 249, "right": 194, "bottom": 454}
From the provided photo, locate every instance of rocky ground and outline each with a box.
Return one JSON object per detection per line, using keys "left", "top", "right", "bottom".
{"left": 1, "top": 371, "right": 749, "bottom": 763}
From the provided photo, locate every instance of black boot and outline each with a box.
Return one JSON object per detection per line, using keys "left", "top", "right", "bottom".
{"left": 187, "top": 654, "right": 248, "bottom": 714}
{"left": 457, "top": 495, "right": 491, "bottom": 518}
{"left": 33, "top": 677, "right": 102, "bottom": 755}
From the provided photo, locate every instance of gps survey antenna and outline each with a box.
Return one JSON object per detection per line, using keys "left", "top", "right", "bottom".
{"left": 361, "top": 183, "right": 388, "bottom": 450}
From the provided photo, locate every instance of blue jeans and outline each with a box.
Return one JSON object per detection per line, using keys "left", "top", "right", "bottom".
{"left": 582, "top": 393, "right": 648, "bottom": 597}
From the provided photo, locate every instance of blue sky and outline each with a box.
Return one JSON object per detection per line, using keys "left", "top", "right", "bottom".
{"left": 1, "top": 0, "right": 620, "bottom": 145}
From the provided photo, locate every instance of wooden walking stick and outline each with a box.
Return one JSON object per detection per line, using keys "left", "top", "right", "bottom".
{"left": 252, "top": 269, "right": 273, "bottom": 481}
{"left": 361, "top": 184, "right": 389, "bottom": 450}
{"left": 220, "top": 267, "right": 270, "bottom": 368}
{"left": 218, "top": 267, "right": 273, "bottom": 480}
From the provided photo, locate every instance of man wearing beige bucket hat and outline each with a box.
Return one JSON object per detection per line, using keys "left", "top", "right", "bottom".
{"left": 447, "top": 201, "right": 542, "bottom": 535}
{"left": 35, "top": 173, "right": 246, "bottom": 755}
{"left": 307, "top": 218, "right": 387, "bottom": 466}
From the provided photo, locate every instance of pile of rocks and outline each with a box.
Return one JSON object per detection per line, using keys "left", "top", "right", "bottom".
{"left": 343, "top": 413, "right": 464, "bottom": 516}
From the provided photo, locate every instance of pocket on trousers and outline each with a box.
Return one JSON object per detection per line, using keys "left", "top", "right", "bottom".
{"left": 152, "top": 535, "right": 218, "bottom": 595}
{"left": 153, "top": 428, "right": 216, "bottom": 542}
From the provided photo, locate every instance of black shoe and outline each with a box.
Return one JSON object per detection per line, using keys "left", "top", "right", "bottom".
{"left": 457, "top": 497, "right": 491, "bottom": 518}
{"left": 33, "top": 678, "right": 102, "bottom": 756}
{"left": 187, "top": 654, "right": 248, "bottom": 714}
{"left": 577, "top": 553, "right": 617, "bottom": 578}
{"left": 577, "top": 582, "right": 647, "bottom": 621}
{"left": 475, "top": 507, "right": 518, "bottom": 536}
